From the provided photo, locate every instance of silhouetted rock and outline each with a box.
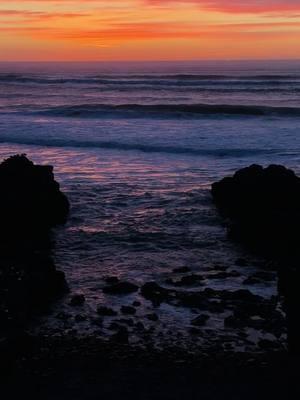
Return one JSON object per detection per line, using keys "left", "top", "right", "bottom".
{"left": 191, "top": 314, "right": 210, "bottom": 327}
{"left": 172, "top": 267, "right": 191, "bottom": 273}
{"left": 103, "top": 281, "right": 139, "bottom": 295}
{"left": 121, "top": 306, "right": 136, "bottom": 315}
{"left": 70, "top": 294, "right": 85, "bottom": 307}
{"left": 110, "top": 326, "right": 129, "bottom": 344}
{"left": 140, "top": 282, "right": 174, "bottom": 304}
{"left": 146, "top": 313, "right": 159, "bottom": 322}
{"left": 212, "top": 164, "right": 300, "bottom": 354}
{"left": 0, "top": 154, "right": 69, "bottom": 239}
{"left": 211, "top": 164, "right": 300, "bottom": 261}
{"left": 0, "top": 154, "right": 69, "bottom": 355}
{"left": 97, "top": 306, "right": 118, "bottom": 316}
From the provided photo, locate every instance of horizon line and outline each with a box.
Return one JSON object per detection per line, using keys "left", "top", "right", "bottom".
{"left": 1, "top": 58, "right": 300, "bottom": 63}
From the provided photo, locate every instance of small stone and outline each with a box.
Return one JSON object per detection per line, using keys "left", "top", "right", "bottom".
{"left": 97, "top": 306, "right": 117, "bottom": 316}
{"left": 172, "top": 267, "right": 191, "bottom": 273}
{"left": 191, "top": 314, "right": 210, "bottom": 327}
{"left": 146, "top": 313, "right": 159, "bottom": 322}
{"left": 110, "top": 326, "right": 129, "bottom": 344}
{"left": 235, "top": 258, "right": 248, "bottom": 267}
{"left": 103, "top": 281, "right": 138, "bottom": 295}
{"left": 70, "top": 294, "right": 85, "bottom": 306}
{"left": 121, "top": 306, "right": 136, "bottom": 315}
{"left": 75, "top": 314, "right": 87, "bottom": 322}
{"left": 104, "top": 276, "right": 119, "bottom": 285}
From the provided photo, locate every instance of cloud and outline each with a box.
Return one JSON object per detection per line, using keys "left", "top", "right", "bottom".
{"left": 145, "top": 0, "right": 300, "bottom": 14}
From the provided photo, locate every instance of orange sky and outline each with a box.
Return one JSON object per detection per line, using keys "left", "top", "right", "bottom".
{"left": 1, "top": 0, "right": 300, "bottom": 61}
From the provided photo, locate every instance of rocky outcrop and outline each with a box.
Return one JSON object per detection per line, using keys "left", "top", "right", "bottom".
{"left": 212, "top": 164, "right": 300, "bottom": 354}
{"left": 0, "top": 154, "right": 69, "bottom": 344}
{"left": 212, "top": 164, "right": 300, "bottom": 261}
{"left": 0, "top": 153, "right": 69, "bottom": 240}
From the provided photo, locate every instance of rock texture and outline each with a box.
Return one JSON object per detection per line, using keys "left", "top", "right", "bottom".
{"left": 212, "top": 164, "right": 300, "bottom": 354}
{"left": 0, "top": 154, "right": 69, "bottom": 345}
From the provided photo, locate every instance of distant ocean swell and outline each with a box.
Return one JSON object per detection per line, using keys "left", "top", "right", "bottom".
{"left": 0, "top": 136, "right": 284, "bottom": 157}
{"left": 1, "top": 74, "right": 300, "bottom": 86}
{"left": 29, "top": 103, "right": 300, "bottom": 118}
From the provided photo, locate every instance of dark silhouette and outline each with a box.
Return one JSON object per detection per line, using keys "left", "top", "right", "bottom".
{"left": 0, "top": 154, "right": 69, "bottom": 367}
{"left": 212, "top": 164, "right": 300, "bottom": 354}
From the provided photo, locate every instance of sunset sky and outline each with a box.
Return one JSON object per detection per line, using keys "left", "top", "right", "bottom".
{"left": 1, "top": 1, "right": 300, "bottom": 61}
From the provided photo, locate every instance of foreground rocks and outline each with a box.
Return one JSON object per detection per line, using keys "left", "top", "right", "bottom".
{"left": 211, "top": 164, "right": 300, "bottom": 260}
{"left": 0, "top": 155, "right": 69, "bottom": 350}
{"left": 212, "top": 164, "right": 300, "bottom": 354}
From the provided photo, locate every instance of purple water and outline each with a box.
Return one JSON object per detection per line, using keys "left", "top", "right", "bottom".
{"left": 0, "top": 60, "right": 298, "bottom": 351}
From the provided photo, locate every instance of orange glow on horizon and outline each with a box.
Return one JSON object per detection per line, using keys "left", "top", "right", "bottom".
{"left": 0, "top": 1, "right": 300, "bottom": 61}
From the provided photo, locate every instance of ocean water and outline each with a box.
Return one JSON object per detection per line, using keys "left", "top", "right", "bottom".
{"left": 0, "top": 60, "right": 299, "bottom": 350}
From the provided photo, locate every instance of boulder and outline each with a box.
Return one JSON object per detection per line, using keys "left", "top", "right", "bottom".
{"left": 103, "top": 281, "right": 139, "bottom": 295}
{"left": 0, "top": 154, "right": 69, "bottom": 238}
{"left": 211, "top": 164, "right": 300, "bottom": 260}
{"left": 0, "top": 155, "right": 69, "bottom": 343}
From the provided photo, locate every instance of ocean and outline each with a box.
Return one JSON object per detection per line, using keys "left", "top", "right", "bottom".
{"left": 0, "top": 60, "right": 299, "bottom": 350}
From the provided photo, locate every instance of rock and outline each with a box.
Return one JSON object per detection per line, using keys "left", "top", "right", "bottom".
{"left": 135, "top": 321, "right": 145, "bottom": 331}
{"left": 132, "top": 301, "right": 141, "bottom": 307}
{"left": 0, "top": 154, "right": 69, "bottom": 237}
{"left": 103, "top": 281, "right": 138, "bottom": 295}
{"left": 96, "top": 306, "right": 117, "bottom": 316}
{"left": 224, "top": 315, "right": 244, "bottom": 329}
{"left": 75, "top": 314, "right": 87, "bottom": 322}
{"left": 121, "top": 306, "right": 136, "bottom": 315}
{"left": 212, "top": 164, "right": 300, "bottom": 261}
{"left": 189, "top": 327, "right": 201, "bottom": 335}
{"left": 191, "top": 314, "right": 210, "bottom": 327}
{"left": 235, "top": 258, "right": 248, "bottom": 267}
{"left": 117, "top": 318, "right": 134, "bottom": 327}
{"left": 206, "top": 271, "right": 240, "bottom": 280}
{"left": 252, "top": 271, "right": 275, "bottom": 281}
{"left": 70, "top": 294, "right": 85, "bottom": 307}
{"left": 110, "top": 326, "right": 129, "bottom": 344}
{"left": 258, "top": 339, "right": 277, "bottom": 350}
{"left": 243, "top": 277, "right": 261, "bottom": 285}
{"left": 140, "top": 282, "right": 174, "bottom": 304}
{"left": 172, "top": 267, "right": 191, "bottom": 273}
{"left": 166, "top": 274, "right": 204, "bottom": 287}
{"left": 104, "top": 276, "right": 119, "bottom": 285}
{"left": 0, "top": 154, "right": 70, "bottom": 343}
{"left": 146, "top": 313, "right": 159, "bottom": 322}
{"left": 56, "top": 312, "right": 72, "bottom": 320}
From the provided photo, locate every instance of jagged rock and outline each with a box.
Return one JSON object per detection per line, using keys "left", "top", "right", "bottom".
{"left": 0, "top": 154, "right": 69, "bottom": 237}
{"left": 140, "top": 282, "right": 174, "bottom": 304}
{"left": 97, "top": 306, "right": 117, "bottom": 316}
{"left": 104, "top": 276, "right": 119, "bottom": 285}
{"left": 110, "top": 326, "right": 129, "bottom": 344}
{"left": 120, "top": 306, "right": 136, "bottom": 315}
{"left": 70, "top": 294, "right": 85, "bottom": 307}
{"left": 103, "top": 281, "right": 138, "bottom": 295}
{"left": 0, "top": 154, "right": 69, "bottom": 344}
{"left": 172, "top": 267, "right": 191, "bottom": 273}
{"left": 146, "top": 313, "right": 159, "bottom": 322}
{"left": 191, "top": 314, "right": 210, "bottom": 327}
{"left": 212, "top": 164, "right": 300, "bottom": 260}
{"left": 166, "top": 274, "right": 204, "bottom": 287}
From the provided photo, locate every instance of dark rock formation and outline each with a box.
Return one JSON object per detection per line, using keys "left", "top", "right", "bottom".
{"left": 0, "top": 154, "right": 69, "bottom": 359}
{"left": 0, "top": 154, "right": 69, "bottom": 240}
{"left": 211, "top": 164, "right": 300, "bottom": 261}
{"left": 103, "top": 281, "right": 139, "bottom": 295}
{"left": 212, "top": 164, "right": 300, "bottom": 354}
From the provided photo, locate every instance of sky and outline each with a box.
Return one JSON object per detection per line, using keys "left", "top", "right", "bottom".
{"left": 0, "top": 0, "right": 300, "bottom": 61}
